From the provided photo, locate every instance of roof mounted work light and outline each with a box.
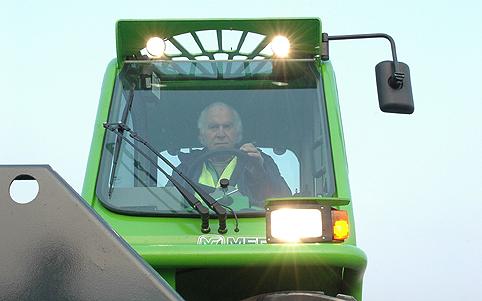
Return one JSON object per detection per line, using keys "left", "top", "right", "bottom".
{"left": 142, "top": 36, "right": 166, "bottom": 58}
{"left": 271, "top": 35, "right": 290, "bottom": 58}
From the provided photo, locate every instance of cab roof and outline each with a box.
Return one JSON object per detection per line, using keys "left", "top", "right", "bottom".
{"left": 116, "top": 18, "right": 321, "bottom": 65}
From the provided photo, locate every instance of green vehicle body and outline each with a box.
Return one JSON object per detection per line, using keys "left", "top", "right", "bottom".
{"left": 82, "top": 19, "right": 367, "bottom": 300}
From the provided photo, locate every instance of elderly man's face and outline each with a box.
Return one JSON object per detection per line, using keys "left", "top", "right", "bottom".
{"left": 200, "top": 105, "right": 239, "bottom": 150}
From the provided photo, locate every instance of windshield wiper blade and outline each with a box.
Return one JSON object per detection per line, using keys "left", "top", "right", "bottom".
{"left": 107, "top": 83, "right": 135, "bottom": 198}
{"left": 103, "top": 122, "right": 211, "bottom": 234}
{"left": 106, "top": 122, "right": 228, "bottom": 234}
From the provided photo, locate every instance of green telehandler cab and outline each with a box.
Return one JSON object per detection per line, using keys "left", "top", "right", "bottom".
{"left": 1, "top": 18, "right": 413, "bottom": 301}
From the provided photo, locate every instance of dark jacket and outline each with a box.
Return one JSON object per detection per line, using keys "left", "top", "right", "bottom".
{"left": 172, "top": 149, "right": 292, "bottom": 207}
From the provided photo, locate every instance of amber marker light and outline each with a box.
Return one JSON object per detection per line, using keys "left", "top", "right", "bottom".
{"left": 332, "top": 210, "right": 349, "bottom": 241}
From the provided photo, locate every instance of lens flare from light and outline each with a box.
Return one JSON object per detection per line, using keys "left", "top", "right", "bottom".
{"left": 271, "top": 35, "right": 290, "bottom": 58}
{"left": 146, "top": 37, "right": 166, "bottom": 58}
{"left": 270, "top": 208, "right": 322, "bottom": 242}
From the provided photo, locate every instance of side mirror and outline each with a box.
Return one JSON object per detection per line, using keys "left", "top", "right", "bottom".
{"left": 375, "top": 61, "right": 414, "bottom": 114}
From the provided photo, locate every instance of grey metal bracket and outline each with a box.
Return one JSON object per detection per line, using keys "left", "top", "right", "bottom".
{"left": 0, "top": 165, "right": 183, "bottom": 301}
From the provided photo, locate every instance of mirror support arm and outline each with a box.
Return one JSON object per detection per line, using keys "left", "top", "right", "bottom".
{"left": 321, "top": 33, "right": 405, "bottom": 89}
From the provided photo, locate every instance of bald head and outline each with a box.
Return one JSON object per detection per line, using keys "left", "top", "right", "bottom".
{"left": 198, "top": 102, "right": 243, "bottom": 150}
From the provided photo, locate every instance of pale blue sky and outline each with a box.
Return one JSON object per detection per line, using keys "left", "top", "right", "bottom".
{"left": 2, "top": 1, "right": 482, "bottom": 300}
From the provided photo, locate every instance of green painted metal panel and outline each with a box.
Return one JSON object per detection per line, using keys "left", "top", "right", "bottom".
{"left": 320, "top": 61, "right": 359, "bottom": 246}
{"left": 139, "top": 244, "right": 366, "bottom": 270}
{"left": 266, "top": 197, "right": 350, "bottom": 207}
{"left": 92, "top": 198, "right": 267, "bottom": 245}
{"left": 81, "top": 59, "right": 117, "bottom": 205}
{"left": 321, "top": 61, "right": 358, "bottom": 245}
{"left": 321, "top": 61, "right": 351, "bottom": 200}
{"left": 84, "top": 60, "right": 328, "bottom": 206}
{"left": 91, "top": 194, "right": 366, "bottom": 298}
{"left": 158, "top": 269, "right": 176, "bottom": 290}
{"left": 90, "top": 196, "right": 365, "bottom": 269}
{"left": 116, "top": 18, "right": 321, "bottom": 65}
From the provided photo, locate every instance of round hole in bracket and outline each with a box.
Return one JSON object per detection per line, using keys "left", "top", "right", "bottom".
{"left": 9, "top": 174, "right": 39, "bottom": 204}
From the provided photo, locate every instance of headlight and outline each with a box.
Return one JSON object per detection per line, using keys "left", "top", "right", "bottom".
{"left": 270, "top": 208, "right": 322, "bottom": 242}
{"left": 266, "top": 199, "right": 350, "bottom": 243}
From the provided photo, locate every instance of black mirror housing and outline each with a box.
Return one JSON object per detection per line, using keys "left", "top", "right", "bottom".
{"left": 375, "top": 61, "right": 414, "bottom": 114}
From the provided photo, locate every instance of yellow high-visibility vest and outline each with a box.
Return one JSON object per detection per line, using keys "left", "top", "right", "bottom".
{"left": 198, "top": 157, "right": 237, "bottom": 188}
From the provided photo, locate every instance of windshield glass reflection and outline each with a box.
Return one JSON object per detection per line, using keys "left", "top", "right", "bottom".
{"left": 96, "top": 60, "right": 334, "bottom": 216}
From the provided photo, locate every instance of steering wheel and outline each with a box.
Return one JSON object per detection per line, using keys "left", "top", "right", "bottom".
{"left": 186, "top": 148, "right": 252, "bottom": 178}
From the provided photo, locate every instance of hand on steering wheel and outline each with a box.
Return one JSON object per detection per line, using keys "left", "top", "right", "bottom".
{"left": 239, "top": 143, "right": 264, "bottom": 174}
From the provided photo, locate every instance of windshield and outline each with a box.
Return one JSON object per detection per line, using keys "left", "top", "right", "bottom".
{"left": 96, "top": 59, "right": 334, "bottom": 216}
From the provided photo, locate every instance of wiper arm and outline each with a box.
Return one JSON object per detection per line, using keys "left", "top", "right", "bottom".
{"left": 107, "top": 83, "right": 135, "bottom": 198}
{"left": 103, "top": 122, "right": 211, "bottom": 234}
{"left": 105, "top": 122, "right": 228, "bottom": 234}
